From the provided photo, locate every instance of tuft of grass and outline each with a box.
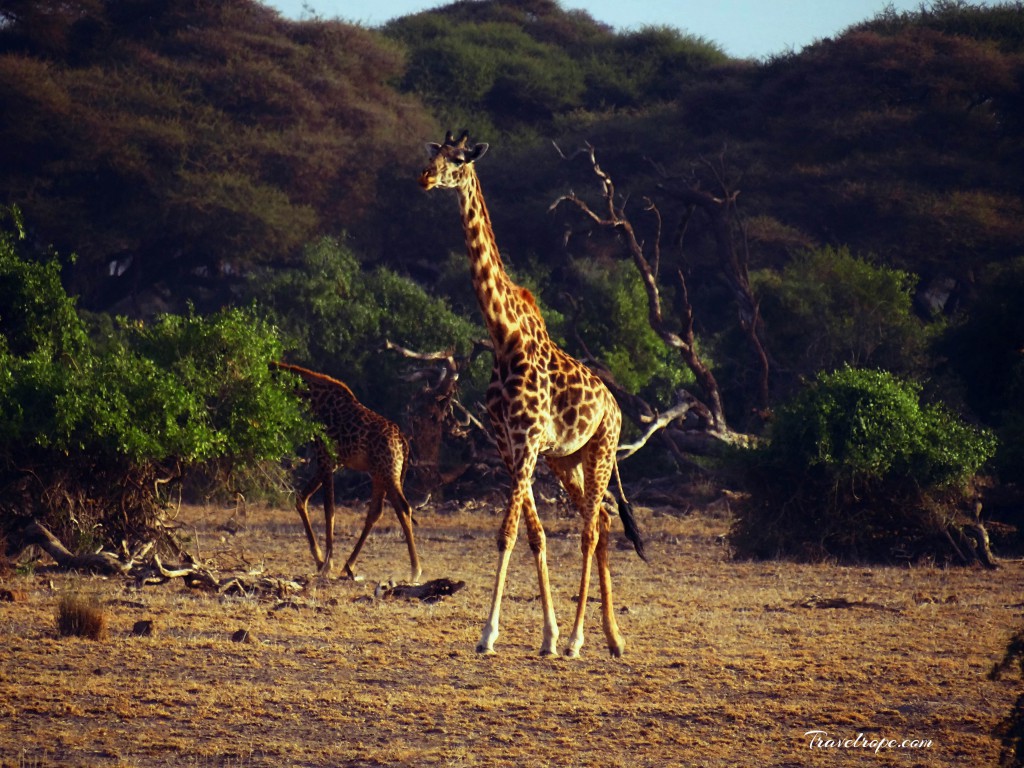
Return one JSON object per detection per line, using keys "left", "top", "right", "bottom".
{"left": 56, "top": 592, "right": 107, "bottom": 640}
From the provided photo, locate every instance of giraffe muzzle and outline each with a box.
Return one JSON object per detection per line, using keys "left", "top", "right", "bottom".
{"left": 419, "top": 172, "right": 437, "bottom": 191}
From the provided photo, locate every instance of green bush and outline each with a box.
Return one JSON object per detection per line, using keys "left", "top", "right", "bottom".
{"left": 568, "top": 258, "right": 694, "bottom": 401}
{"left": 732, "top": 366, "right": 996, "bottom": 562}
{"left": 0, "top": 216, "right": 312, "bottom": 549}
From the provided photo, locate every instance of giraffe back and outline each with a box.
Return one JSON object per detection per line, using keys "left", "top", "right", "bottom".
{"left": 272, "top": 362, "right": 408, "bottom": 480}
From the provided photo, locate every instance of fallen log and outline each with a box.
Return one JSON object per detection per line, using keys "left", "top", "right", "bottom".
{"left": 20, "top": 522, "right": 127, "bottom": 575}
{"left": 377, "top": 577, "right": 466, "bottom": 603}
{"left": 12, "top": 521, "right": 303, "bottom": 598}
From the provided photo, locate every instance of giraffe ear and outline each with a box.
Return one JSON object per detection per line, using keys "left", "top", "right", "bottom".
{"left": 424, "top": 142, "right": 442, "bottom": 158}
{"left": 467, "top": 143, "right": 489, "bottom": 162}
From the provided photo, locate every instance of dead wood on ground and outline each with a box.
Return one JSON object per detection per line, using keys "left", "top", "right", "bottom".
{"left": 376, "top": 577, "right": 466, "bottom": 603}
{"left": 11, "top": 521, "right": 303, "bottom": 599}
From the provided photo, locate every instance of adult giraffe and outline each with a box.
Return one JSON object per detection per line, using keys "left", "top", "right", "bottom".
{"left": 419, "top": 131, "right": 645, "bottom": 658}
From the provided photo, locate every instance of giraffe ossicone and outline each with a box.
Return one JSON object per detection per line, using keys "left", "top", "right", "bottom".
{"left": 420, "top": 130, "right": 646, "bottom": 658}
{"left": 272, "top": 361, "right": 421, "bottom": 584}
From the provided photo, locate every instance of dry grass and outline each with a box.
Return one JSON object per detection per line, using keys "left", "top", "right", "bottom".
{"left": 1, "top": 499, "right": 1022, "bottom": 767}
{"left": 55, "top": 592, "right": 108, "bottom": 641}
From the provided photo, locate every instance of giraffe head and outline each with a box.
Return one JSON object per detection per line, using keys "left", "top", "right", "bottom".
{"left": 419, "top": 130, "right": 489, "bottom": 191}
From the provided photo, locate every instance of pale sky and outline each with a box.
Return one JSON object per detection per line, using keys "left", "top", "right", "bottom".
{"left": 261, "top": 0, "right": 956, "bottom": 59}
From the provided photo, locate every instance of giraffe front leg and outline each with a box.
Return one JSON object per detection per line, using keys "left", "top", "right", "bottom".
{"left": 523, "top": 492, "right": 559, "bottom": 657}
{"left": 477, "top": 493, "right": 522, "bottom": 655}
{"left": 320, "top": 473, "right": 337, "bottom": 578}
{"left": 390, "top": 490, "right": 422, "bottom": 585}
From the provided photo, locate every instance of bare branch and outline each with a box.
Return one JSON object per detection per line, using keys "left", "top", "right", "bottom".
{"left": 556, "top": 143, "right": 728, "bottom": 429}
{"left": 384, "top": 339, "right": 455, "bottom": 362}
{"left": 616, "top": 396, "right": 698, "bottom": 460}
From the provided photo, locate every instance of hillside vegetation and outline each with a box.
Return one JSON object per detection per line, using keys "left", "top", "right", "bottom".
{"left": 1, "top": 0, "right": 1022, "bottom": 559}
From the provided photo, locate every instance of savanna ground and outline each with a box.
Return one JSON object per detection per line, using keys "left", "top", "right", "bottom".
{"left": 1, "top": 490, "right": 1022, "bottom": 768}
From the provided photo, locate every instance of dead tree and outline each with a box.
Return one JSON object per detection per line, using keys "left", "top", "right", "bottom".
{"left": 551, "top": 142, "right": 755, "bottom": 459}
{"left": 657, "top": 152, "right": 771, "bottom": 412}
{"left": 384, "top": 339, "right": 502, "bottom": 496}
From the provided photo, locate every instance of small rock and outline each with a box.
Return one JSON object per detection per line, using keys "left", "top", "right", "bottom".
{"left": 231, "top": 628, "right": 255, "bottom": 644}
{"left": 131, "top": 619, "right": 154, "bottom": 637}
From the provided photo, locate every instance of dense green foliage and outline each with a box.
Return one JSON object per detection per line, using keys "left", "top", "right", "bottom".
{"left": 385, "top": 0, "right": 726, "bottom": 135}
{"left": 767, "top": 367, "right": 994, "bottom": 487}
{"left": 243, "top": 237, "right": 489, "bottom": 411}
{"left": 568, "top": 259, "right": 694, "bottom": 400}
{"left": 0, "top": 0, "right": 1020, "bottom": 556}
{"left": 732, "top": 367, "right": 997, "bottom": 561}
{"left": 0, "top": 219, "right": 311, "bottom": 548}
{"left": 754, "top": 246, "right": 933, "bottom": 388}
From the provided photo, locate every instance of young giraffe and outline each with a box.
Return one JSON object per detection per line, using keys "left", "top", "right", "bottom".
{"left": 272, "top": 362, "right": 421, "bottom": 584}
{"left": 419, "top": 131, "right": 645, "bottom": 658}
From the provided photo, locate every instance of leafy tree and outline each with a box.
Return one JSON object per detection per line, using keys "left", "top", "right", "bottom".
{"left": 384, "top": 0, "right": 724, "bottom": 133}
{"left": 243, "top": 237, "right": 487, "bottom": 413}
{"left": 732, "top": 367, "right": 996, "bottom": 562}
{"left": 393, "top": 19, "right": 585, "bottom": 134}
{"left": 568, "top": 258, "right": 694, "bottom": 402}
{"left": 0, "top": 214, "right": 312, "bottom": 550}
{"left": 753, "top": 246, "right": 933, "bottom": 388}
{"left": 592, "top": 25, "right": 728, "bottom": 105}
{"left": 746, "top": 5, "right": 1024, "bottom": 279}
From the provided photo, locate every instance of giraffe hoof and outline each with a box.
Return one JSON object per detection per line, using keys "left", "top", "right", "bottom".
{"left": 341, "top": 565, "right": 366, "bottom": 582}
{"left": 563, "top": 647, "right": 581, "bottom": 659}
{"left": 538, "top": 647, "right": 557, "bottom": 658}
{"left": 475, "top": 644, "right": 497, "bottom": 656}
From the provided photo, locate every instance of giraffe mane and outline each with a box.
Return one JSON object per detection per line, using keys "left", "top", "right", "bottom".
{"left": 270, "top": 361, "right": 357, "bottom": 400}
{"left": 518, "top": 286, "right": 547, "bottom": 329}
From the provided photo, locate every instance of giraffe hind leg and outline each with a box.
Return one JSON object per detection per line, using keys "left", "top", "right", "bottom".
{"left": 388, "top": 483, "right": 422, "bottom": 584}
{"left": 565, "top": 506, "right": 598, "bottom": 658}
{"left": 547, "top": 456, "right": 592, "bottom": 657}
{"left": 596, "top": 503, "right": 625, "bottom": 657}
{"left": 551, "top": 442, "right": 624, "bottom": 658}
{"left": 342, "top": 481, "right": 386, "bottom": 580}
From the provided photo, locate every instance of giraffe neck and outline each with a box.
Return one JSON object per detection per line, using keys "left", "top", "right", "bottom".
{"left": 457, "top": 172, "right": 529, "bottom": 352}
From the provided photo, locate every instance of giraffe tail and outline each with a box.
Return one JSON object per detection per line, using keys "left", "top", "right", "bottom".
{"left": 613, "top": 460, "right": 647, "bottom": 562}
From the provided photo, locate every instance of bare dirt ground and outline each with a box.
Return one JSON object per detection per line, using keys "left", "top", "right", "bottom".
{"left": 1, "top": 496, "right": 1022, "bottom": 768}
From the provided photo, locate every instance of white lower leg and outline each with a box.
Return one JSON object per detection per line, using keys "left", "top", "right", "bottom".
{"left": 566, "top": 542, "right": 596, "bottom": 658}
{"left": 535, "top": 549, "right": 559, "bottom": 656}
{"left": 477, "top": 548, "right": 513, "bottom": 654}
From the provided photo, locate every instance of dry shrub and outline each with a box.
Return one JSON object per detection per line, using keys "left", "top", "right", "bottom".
{"left": 56, "top": 593, "right": 107, "bottom": 640}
